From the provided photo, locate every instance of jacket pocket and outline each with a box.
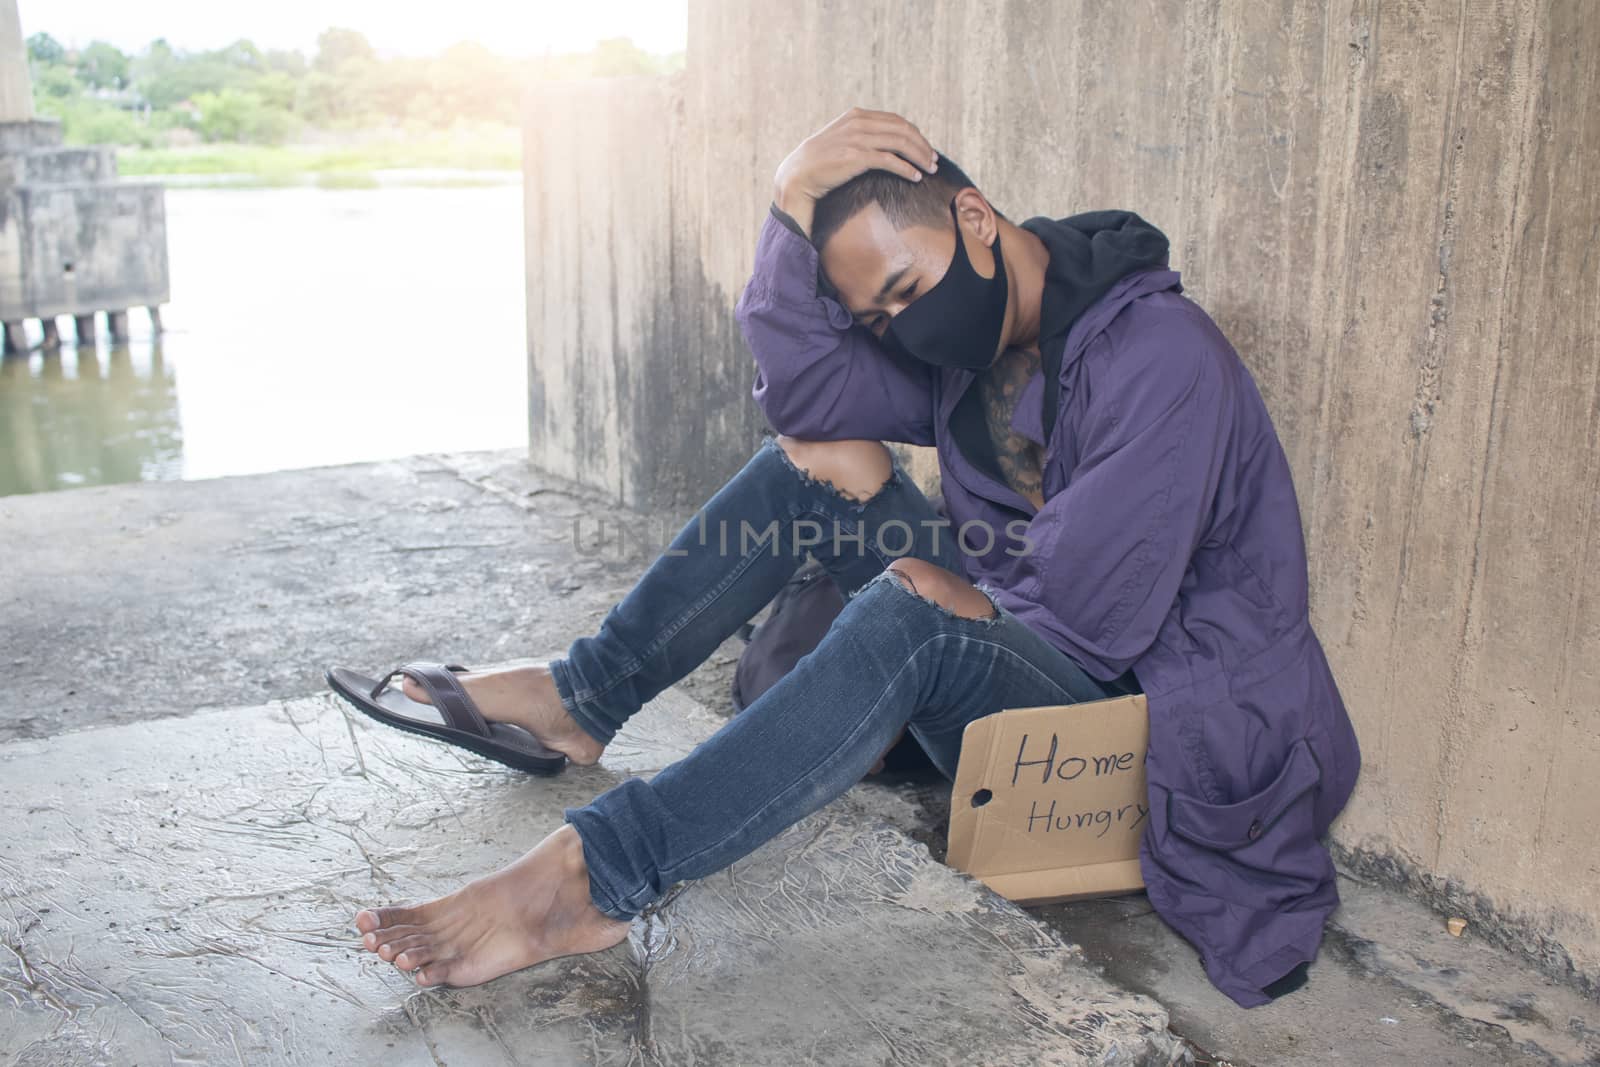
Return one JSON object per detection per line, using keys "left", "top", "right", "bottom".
{"left": 1162, "top": 737, "right": 1335, "bottom": 910}
{"left": 1167, "top": 737, "right": 1321, "bottom": 850}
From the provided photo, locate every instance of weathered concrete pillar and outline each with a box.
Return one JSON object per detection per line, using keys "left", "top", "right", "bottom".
{"left": 524, "top": 78, "right": 705, "bottom": 507}
{"left": 107, "top": 309, "right": 130, "bottom": 343}
{"left": 73, "top": 314, "right": 96, "bottom": 346}
{"left": 39, "top": 318, "right": 59, "bottom": 350}
{"left": 2, "top": 321, "right": 25, "bottom": 354}
{"left": 0, "top": 0, "right": 31, "bottom": 123}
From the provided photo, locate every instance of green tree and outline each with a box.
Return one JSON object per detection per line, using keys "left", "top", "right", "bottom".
{"left": 33, "top": 65, "right": 78, "bottom": 99}
{"left": 291, "top": 66, "right": 371, "bottom": 128}
{"left": 589, "top": 37, "right": 656, "bottom": 77}
{"left": 264, "top": 49, "right": 308, "bottom": 77}
{"left": 22, "top": 28, "right": 683, "bottom": 157}
{"left": 76, "top": 41, "right": 131, "bottom": 91}
{"left": 37, "top": 96, "right": 153, "bottom": 147}
{"left": 135, "top": 47, "right": 254, "bottom": 110}
{"left": 216, "top": 39, "right": 264, "bottom": 71}
{"left": 131, "top": 40, "right": 182, "bottom": 109}
{"left": 192, "top": 87, "right": 295, "bottom": 144}
{"left": 314, "top": 28, "right": 374, "bottom": 74}
{"left": 67, "top": 103, "right": 152, "bottom": 146}
{"left": 254, "top": 70, "right": 298, "bottom": 112}
{"left": 26, "top": 32, "right": 65, "bottom": 65}
{"left": 368, "top": 57, "right": 429, "bottom": 123}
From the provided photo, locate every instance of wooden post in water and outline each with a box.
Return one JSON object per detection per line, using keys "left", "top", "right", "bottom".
{"left": 147, "top": 306, "right": 163, "bottom": 335}
{"left": 39, "top": 317, "right": 60, "bottom": 350}
{"left": 107, "top": 309, "right": 130, "bottom": 343}
{"left": 2, "top": 321, "right": 25, "bottom": 353}
{"left": 73, "top": 314, "right": 97, "bottom": 346}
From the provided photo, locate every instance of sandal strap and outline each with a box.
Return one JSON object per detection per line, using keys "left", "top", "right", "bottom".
{"left": 372, "top": 662, "right": 489, "bottom": 738}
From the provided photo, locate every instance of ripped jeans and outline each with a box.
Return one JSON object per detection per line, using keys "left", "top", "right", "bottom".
{"left": 554, "top": 434, "right": 1134, "bottom": 920}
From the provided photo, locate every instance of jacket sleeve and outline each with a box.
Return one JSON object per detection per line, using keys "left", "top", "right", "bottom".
{"left": 988, "top": 316, "right": 1233, "bottom": 678}
{"left": 735, "top": 206, "right": 938, "bottom": 445}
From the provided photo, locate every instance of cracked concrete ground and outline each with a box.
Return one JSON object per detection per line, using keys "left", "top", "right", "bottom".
{"left": 0, "top": 686, "right": 1178, "bottom": 1065}
{"left": 4, "top": 450, "right": 1597, "bottom": 1065}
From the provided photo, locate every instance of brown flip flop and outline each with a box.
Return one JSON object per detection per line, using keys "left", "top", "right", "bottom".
{"left": 325, "top": 662, "right": 568, "bottom": 775}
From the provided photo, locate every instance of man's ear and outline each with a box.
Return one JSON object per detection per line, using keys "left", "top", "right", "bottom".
{"left": 952, "top": 187, "right": 999, "bottom": 248}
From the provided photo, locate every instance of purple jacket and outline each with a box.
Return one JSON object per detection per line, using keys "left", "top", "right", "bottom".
{"left": 735, "top": 207, "right": 1362, "bottom": 1008}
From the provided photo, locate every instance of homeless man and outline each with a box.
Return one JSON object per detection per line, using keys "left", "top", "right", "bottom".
{"left": 339, "top": 107, "right": 1362, "bottom": 1009}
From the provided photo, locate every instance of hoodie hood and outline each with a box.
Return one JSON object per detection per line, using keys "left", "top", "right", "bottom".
{"left": 1019, "top": 210, "right": 1171, "bottom": 344}
{"left": 1012, "top": 210, "right": 1172, "bottom": 448}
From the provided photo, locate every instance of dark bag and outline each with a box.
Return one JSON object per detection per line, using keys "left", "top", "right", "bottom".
{"left": 730, "top": 559, "right": 845, "bottom": 712}
{"left": 730, "top": 560, "right": 934, "bottom": 772}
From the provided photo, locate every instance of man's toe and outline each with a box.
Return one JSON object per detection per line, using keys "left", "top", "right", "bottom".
{"left": 415, "top": 961, "right": 452, "bottom": 986}
{"left": 369, "top": 905, "right": 421, "bottom": 930}
{"left": 393, "top": 946, "right": 437, "bottom": 971}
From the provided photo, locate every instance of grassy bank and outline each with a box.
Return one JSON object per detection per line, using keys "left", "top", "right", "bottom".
{"left": 118, "top": 128, "right": 522, "bottom": 186}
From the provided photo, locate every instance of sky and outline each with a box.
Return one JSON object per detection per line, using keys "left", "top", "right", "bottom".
{"left": 18, "top": 0, "right": 689, "bottom": 58}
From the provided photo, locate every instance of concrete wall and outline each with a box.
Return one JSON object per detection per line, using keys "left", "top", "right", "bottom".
{"left": 523, "top": 0, "right": 1599, "bottom": 987}
{"left": 524, "top": 76, "right": 767, "bottom": 505}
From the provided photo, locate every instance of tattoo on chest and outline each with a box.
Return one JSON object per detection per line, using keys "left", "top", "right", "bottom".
{"left": 977, "top": 347, "right": 1046, "bottom": 508}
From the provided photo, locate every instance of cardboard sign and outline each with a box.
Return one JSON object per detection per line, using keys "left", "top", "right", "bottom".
{"left": 947, "top": 694, "right": 1150, "bottom": 905}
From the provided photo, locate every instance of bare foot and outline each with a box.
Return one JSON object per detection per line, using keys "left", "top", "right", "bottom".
{"left": 402, "top": 663, "right": 605, "bottom": 765}
{"left": 354, "top": 824, "right": 630, "bottom": 988}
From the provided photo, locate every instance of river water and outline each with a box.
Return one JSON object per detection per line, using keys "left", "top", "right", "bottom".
{"left": 0, "top": 178, "right": 529, "bottom": 497}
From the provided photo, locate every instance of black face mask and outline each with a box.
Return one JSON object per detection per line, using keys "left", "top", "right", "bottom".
{"left": 879, "top": 199, "right": 1009, "bottom": 371}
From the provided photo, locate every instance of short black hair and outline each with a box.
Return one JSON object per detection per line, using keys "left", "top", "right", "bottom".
{"left": 810, "top": 151, "right": 1000, "bottom": 252}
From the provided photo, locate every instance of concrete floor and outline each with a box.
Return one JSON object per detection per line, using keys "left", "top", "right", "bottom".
{"left": 3, "top": 451, "right": 1597, "bottom": 1065}
{"left": 0, "top": 449, "right": 742, "bottom": 744}
{"left": 0, "top": 687, "right": 1176, "bottom": 1065}
{"left": 880, "top": 772, "right": 1600, "bottom": 1066}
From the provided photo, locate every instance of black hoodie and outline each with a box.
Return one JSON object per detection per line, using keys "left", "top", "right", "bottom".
{"left": 952, "top": 209, "right": 1170, "bottom": 484}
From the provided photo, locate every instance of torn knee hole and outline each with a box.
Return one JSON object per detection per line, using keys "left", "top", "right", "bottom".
{"left": 772, "top": 437, "right": 898, "bottom": 504}
{"left": 885, "top": 566, "right": 920, "bottom": 597}
{"left": 807, "top": 468, "right": 893, "bottom": 505}
{"left": 884, "top": 560, "right": 1000, "bottom": 622}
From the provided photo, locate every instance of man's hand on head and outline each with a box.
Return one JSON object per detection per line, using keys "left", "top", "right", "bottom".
{"left": 773, "top": 108, "right": 940, "bottom": 239}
